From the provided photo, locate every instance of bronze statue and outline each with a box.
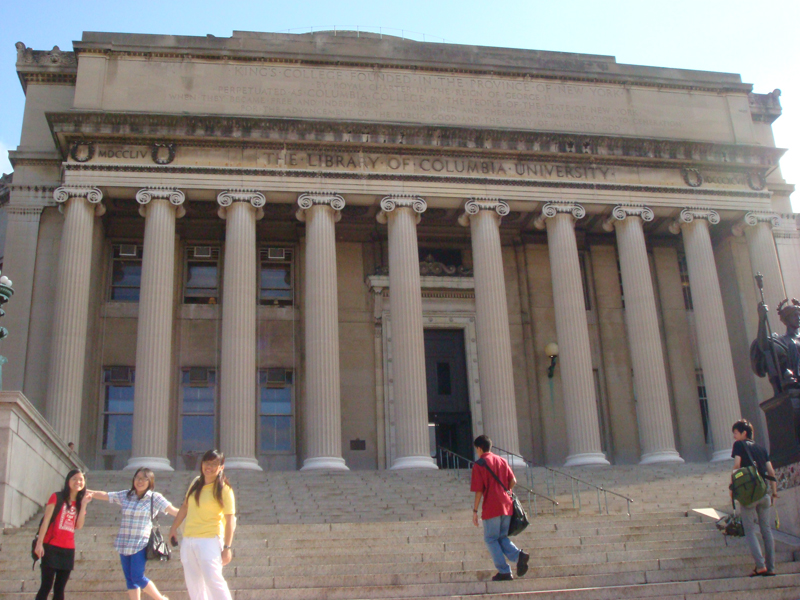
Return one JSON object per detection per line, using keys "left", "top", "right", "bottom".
{"left": 750, "top": 277, "right": 800, "bottom": 395}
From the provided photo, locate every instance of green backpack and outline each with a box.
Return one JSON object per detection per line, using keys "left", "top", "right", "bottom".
{"left": 731, "top": 441, "right": 768, "bottom": 506}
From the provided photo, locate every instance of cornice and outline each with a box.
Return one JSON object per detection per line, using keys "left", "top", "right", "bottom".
{"left": 46, "top": 111, "right": 786, "bottom": 171}
{"left": 63, "top": 162, "right": 773, "bottom": 200}
{"left": 15, "top": 43, "right": 77, "bottom": 93}
{"left": 70, "top": 44, "right": 750, "bottom": 94}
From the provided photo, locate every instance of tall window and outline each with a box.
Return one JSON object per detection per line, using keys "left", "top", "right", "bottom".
{"left": 102, "top": 367, "right": 134, "bottom": 451}
{"left": 696, "top": 369, "right": 711, "bottom": 444}
{"left": 259, "top": 368, "right": 293, "bottom": 452}
{"left": 110, "top": 244, "right": 143, "bottom": 301}
{"left": 260, "top": 248, "right": 294, "bottom": 306}
{"left": 184, "top": 247, "right": 220, "bottom": 304}
{"left": 678, "top": 254, "right": 694, "bottom": 311}
{"left": 180, "top": 368, "right": 217, "bottom": 454}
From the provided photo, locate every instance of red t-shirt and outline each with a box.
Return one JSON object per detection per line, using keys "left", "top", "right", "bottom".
{"left": 43, "top": 493, "right": 78, "bottom": 549}
{"left": 470, "top": 452, "right": 514, "bottom": 520}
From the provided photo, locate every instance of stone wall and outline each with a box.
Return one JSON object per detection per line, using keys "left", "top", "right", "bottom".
{"left": 0, "top": 391, "right": 86, "bottom": 528}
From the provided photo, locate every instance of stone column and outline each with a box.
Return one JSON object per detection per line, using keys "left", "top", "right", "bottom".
{"left": 459, "top": 199, "right": 521, "bottom": 456}
{"left": 604, "top": 205, "right": 683, "bottom": 464}
{"left": 378, "top": 195, "right": 437, "bottom": 470}
{"left": 534, "top": 203, "right": 609, "bottom": 467}
{"left": 46, "top": 186, "right": 104, "bottom": 449}
{"left": 732, "top": 212, "right": 786, "bottom": 313}
{"left": 217, "top": 191, "right": 265, "bottom": 470}
{"left": 126, "top": 189, "right": 185, "bottom": 472}
{"left": 773, "top": 216, "right": 800, "bottom": 301}
{"left": 296, "top": 192, "right": 349, "bottom": 471}
{"left": 670, "top": 208, "right": 740, "bottom": 461}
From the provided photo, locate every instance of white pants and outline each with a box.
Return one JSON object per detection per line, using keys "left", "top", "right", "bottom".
{"left": 180, "top": 537, "right": 232, "bottom": 600}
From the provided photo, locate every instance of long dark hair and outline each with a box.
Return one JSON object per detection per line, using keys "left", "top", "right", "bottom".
{"left": 187, "top": 449, "right": 230, "bottom": 507}
{"left": 127, "top": 467, "right": 155, "bottom": 499}
{"left": 58, "top": 468, "right": 87, "bottom": 514}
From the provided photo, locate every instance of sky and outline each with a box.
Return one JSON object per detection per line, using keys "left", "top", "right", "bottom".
{"left": 2, "top": 0, "right": 799, "bottom": 208}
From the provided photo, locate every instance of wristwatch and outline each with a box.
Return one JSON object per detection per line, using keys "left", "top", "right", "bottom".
{"left": 223, "top": 545, "right": 232, "bottom": 550}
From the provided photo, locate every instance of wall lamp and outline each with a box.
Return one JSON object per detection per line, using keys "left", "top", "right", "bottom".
{"left": 545, "top": 342, "right": 559, "bottom": 379}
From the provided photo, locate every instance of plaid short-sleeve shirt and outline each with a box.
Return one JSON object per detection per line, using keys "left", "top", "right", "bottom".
{"left": 108, "top": 490, "right": 171, "bottom": 556}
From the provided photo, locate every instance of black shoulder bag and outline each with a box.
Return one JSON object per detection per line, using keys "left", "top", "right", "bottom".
{"left": 31, "top": 492, "right": 63, "bottom": 570}
{"left": 146, "top": 493, "right": 171, "bottom": 562}
{"left": 475, "top": 458, "right": 529, "bottom": 536}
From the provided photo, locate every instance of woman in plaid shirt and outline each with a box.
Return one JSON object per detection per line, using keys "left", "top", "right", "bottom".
{"left": 90, "top": 468, "right": 179, "bottom": 600}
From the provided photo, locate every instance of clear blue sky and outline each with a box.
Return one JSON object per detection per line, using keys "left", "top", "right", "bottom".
{"left": 3, "top": 0, "right": 798, "bottom": 208}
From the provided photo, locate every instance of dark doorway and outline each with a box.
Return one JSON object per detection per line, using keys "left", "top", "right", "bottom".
{"left": 424, "top": 329, "right": 473, "bottom": 466}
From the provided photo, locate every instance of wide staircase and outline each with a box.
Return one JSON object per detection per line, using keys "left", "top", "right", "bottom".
{"left": 2, "top": 462, "right": 799, "bottom": 599}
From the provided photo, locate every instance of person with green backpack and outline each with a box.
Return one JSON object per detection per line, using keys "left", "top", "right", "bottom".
{"left": 730, "top": 419, "right": 778, "bottom": 577}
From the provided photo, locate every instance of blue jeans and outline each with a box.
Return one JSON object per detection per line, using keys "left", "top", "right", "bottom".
{"left": 482, "top": 515, "right": 521, "bottom": 574}
{"left": 120, "top": 547, "right": 150, "bottom": 590}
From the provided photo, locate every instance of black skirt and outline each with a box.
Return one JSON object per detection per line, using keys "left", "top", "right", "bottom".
{"left": 41, "top": 544, "right": 74, "bottom": 571}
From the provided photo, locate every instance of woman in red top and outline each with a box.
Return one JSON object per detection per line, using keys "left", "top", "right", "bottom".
{"left": 33, "top": 469, "right": 93, "bottom": 600}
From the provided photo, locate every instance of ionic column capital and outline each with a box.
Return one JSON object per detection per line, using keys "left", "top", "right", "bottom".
{"left": 602, "top": 204, "right": 654, "bottom": 232}
{"left": 458, "top": 197, "right": 510, "bottom": 227}
{"left": 731, "top": 211, "right": 782, "bottom": 237}
{"left": 217, "top": 189, "right": 266, "bottom": 220}
{"left": 54, "top": 185, "right": 105, "bottom": 216}
{"left": 376, "top": 195, "right": 426, "bottom": 225}
{"left": 668, "top": 207, "right": 720, "bottom": 235}
{"left": 136, "top": 188, "right": 186, "bottom": 219}
{"left": 296, "top": 192, "right": 345, "bottom": 223}
{"left": 533, "top": 202, "right": 585, "bottom": 230}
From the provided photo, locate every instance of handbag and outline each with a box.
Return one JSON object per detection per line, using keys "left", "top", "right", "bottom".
{"left": 475, "top": 457, "right": 530, "bottom": 536}
{"left": 731, "top": 441, "right": 768, "bottom": 506}
{"left": 31, "top": 492, "right": 63, "bottom": 570}
{"left": 716, "top": 500, "right": 745, "bottom": 537}
{"left": 146, "top": 493, "right": 171, "bottom": 562}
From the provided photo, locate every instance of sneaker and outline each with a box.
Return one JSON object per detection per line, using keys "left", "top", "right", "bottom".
{"left": 491, "top": 572, "right": 513, "bottom": 581}
{"left": 516, "top": 550, "right": 530, "bottom": 577}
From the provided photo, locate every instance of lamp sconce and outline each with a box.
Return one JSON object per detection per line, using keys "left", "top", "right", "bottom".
{"left": 545, "top": 342, "right": 559, "bottom": 379}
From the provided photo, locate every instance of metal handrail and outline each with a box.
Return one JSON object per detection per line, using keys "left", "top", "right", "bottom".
{"left": 492, "top": 446, "right": 634, "bottom": 517}
{"left": 436, "top": 446, "right": 559, "bottom": 517}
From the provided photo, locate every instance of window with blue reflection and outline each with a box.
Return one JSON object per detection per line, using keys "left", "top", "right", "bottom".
{"left": 259, "top": 369, "right": 293, "bottom": 452}
{"left": 110, "top": 245, "right": 143, "bottom": 302}
{"left": 181, "top": 369, "right": 217, "bottom": 454}
{"left": 102, "top": 367, "right": 135, "bottom": 451}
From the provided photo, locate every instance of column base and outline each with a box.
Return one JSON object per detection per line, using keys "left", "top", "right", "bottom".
{"left": 390, "top": 455, "right": 439, "bottom": 470}
{"left": 564, "top": 452, "right": 610, "bottom": 467}
{"left": 224, "top": 457, "right": 263, "bottom": 471}
{"left": 711, "top": 449, "right": 735, "bottom": 462}
{"left": 301, "top": 456, "right": 349, "bottom": 471}
{"left": 639, "top": 450, "right": 684, "bottom": 465}
{"left": 124, "top": 456, "right": 174, "bottom": 472}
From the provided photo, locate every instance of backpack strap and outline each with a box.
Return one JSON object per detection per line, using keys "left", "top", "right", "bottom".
{"left": 742, "top": 441, "right": 766, "bottom": 479}
{"left": 476, "top": 457, "right": 511, "bottom": 494}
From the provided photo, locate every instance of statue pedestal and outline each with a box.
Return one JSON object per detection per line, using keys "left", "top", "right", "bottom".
{"left": 760, "top": 389, "right": 800, "bottom": 468}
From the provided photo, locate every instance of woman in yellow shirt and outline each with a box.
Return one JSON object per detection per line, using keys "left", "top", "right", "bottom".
{"left": 169, "top": 450, "right": 236, "bottom": 600}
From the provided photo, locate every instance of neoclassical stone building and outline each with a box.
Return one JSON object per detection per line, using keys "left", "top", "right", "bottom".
{"left": 5, "top": 30, "right": 797, "bottom": 471}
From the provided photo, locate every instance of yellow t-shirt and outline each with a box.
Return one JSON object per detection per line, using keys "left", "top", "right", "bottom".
{"left": 184, "top": 480, "right": 236, "bottom": 539}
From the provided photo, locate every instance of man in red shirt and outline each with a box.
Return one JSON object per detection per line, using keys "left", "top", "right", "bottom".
{"left": 470, "top": 435, "right": 529, "bottom": 581}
